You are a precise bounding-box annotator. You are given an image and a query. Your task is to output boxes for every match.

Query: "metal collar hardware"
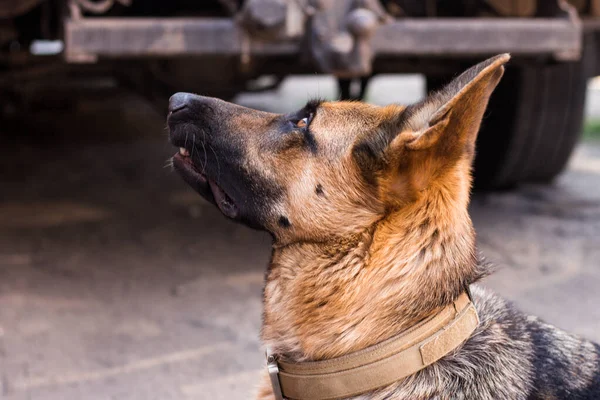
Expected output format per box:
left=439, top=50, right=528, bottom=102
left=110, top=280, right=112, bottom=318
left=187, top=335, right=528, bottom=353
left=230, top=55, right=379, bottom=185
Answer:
left=266, top=347, right=284, bottom=400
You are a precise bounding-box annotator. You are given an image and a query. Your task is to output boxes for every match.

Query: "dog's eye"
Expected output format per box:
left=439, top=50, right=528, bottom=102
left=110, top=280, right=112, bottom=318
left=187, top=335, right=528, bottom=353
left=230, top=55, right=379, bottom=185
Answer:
left=296, top=117, right=308, bottom=128
left=295, top=112, right=314, bottom=130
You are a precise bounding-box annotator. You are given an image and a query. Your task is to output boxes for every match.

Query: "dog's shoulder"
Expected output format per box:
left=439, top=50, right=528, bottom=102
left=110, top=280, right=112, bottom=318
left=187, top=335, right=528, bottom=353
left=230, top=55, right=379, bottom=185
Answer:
left=359, top=287, right=600, bottom=400
left=463, top=286, right=600, bottom=400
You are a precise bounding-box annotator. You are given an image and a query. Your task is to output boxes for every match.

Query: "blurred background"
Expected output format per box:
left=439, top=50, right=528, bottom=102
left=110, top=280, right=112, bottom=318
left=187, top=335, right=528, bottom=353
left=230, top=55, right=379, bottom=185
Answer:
left=1, top=0, right=600, bottom=399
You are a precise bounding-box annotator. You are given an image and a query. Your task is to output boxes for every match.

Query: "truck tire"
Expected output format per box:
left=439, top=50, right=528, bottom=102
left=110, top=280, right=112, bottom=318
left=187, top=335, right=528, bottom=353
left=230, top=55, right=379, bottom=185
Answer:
left=427, top=56, right=592, bottom=189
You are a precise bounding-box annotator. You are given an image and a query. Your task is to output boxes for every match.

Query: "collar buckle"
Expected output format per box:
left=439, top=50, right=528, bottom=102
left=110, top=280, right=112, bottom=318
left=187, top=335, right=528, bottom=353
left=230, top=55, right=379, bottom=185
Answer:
left=266, top=348, right=285, bottom=400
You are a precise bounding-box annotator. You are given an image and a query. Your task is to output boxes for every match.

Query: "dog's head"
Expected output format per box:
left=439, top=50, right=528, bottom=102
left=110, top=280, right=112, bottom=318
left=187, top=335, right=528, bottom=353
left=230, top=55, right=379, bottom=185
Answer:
left=168, top=54, right=509, bottom=244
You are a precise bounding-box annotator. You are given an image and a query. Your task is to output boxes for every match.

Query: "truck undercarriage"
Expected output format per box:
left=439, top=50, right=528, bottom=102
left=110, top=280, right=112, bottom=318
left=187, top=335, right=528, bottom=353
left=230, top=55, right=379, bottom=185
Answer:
left=1, top=0, right=599, bottom=188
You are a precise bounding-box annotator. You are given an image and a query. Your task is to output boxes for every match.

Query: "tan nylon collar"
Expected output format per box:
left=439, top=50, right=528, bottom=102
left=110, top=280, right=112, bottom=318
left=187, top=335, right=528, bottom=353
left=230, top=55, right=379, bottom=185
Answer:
left=266, top=291, right=479, bottom=400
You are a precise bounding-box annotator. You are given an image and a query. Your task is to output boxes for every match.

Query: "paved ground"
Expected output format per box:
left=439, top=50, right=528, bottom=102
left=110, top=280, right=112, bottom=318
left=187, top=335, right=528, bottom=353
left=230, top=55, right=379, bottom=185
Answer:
left=0, top=79, right=599, bottom=400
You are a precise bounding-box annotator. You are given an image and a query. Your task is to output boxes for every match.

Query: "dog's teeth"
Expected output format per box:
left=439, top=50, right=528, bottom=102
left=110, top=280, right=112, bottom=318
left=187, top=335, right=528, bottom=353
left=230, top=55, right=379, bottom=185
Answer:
left=179, top=147, right=190, bottom=157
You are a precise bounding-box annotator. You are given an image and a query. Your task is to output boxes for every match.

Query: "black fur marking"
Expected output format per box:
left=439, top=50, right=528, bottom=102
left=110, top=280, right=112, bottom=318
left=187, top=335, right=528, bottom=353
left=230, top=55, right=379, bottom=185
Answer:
left=351, top=108, right=413, bottom=186
left=304, top=130, right=318, bottom=154
left=418, top=247, right=427, bottom=261
left=305, top=98, right=324, bottom=114
left=317, top=300, right=328, bottom=308
left=527, top=324, right=600, bottom=399
left=278, top=216, right=291, bottom=228
left=419, top=218, right=430, bottom=232
left=315, top=184, right=325, bottom=196
left=352, top=138, right=387, bottom=186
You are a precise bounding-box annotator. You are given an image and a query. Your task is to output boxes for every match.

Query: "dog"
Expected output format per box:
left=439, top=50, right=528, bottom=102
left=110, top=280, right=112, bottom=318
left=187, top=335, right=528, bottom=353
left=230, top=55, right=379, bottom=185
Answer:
left=167, top=54, right=600, bottom=399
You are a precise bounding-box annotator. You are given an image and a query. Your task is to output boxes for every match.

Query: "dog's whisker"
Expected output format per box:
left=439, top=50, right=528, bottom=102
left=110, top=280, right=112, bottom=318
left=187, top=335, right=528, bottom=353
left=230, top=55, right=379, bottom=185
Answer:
left=200, top=130, right=208, bottom=173
left=209, top=144, right=220, bottom=184
left=192, top=140, right=204, bottom=172
left=191, top=133, right=196, bottom=159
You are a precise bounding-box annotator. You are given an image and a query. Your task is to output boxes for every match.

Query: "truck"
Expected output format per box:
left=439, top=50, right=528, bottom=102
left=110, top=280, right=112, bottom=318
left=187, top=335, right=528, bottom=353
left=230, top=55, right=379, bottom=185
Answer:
left=1, top=0, right=598, bottom=188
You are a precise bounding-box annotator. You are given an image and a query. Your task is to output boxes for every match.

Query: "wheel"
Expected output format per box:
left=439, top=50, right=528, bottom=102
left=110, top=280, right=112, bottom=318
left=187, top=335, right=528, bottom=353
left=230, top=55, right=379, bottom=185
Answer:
left=427, top=54, right=592, bottom=189
left=476, top=59, right=589, bottom=189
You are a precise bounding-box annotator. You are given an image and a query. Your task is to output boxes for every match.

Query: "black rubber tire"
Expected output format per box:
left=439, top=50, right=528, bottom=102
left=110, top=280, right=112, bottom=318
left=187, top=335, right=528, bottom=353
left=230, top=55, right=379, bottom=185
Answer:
left=427, top=54, right=593, bottom=189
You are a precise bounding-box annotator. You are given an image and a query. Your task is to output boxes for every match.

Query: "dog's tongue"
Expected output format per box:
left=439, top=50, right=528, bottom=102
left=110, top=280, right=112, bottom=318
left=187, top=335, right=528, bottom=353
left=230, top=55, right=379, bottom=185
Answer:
left=208, top=179, right=238, bottom=219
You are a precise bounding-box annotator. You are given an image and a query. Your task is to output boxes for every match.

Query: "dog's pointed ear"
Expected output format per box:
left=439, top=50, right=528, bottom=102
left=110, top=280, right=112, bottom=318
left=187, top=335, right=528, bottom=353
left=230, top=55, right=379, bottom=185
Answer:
left=378, top=54, right=509, bottom=203
left=398, top=53, right=509, bottom=154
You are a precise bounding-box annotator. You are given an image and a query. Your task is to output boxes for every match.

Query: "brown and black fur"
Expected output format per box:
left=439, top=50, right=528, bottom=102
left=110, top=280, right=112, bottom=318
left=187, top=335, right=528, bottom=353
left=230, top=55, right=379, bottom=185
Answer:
left=167, top=54, right=600, bottom=399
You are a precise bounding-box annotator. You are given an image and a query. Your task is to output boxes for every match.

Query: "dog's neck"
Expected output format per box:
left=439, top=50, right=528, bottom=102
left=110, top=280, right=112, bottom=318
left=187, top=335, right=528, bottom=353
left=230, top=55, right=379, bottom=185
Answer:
left=262, top=177, right=482, bottom=363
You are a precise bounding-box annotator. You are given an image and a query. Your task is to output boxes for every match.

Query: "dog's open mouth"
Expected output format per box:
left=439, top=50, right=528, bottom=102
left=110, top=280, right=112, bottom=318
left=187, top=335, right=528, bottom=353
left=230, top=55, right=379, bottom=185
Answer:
left=172, top=147, right=239, bottom=219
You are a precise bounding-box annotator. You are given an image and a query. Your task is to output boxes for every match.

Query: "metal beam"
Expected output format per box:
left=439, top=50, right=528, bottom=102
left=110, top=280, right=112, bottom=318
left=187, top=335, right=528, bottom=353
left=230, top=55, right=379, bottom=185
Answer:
left=64, top=17, right=582, bottom=63
left=374, top=19, right=581, bottom=60
left=64, top=18, right=297, bottom=61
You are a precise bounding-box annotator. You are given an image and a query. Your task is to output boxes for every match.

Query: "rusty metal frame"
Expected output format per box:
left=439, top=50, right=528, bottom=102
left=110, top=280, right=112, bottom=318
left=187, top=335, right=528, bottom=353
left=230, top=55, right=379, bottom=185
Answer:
left=373, top=18, right=581, bottom=60
left=64, top=18, right=297, bottom=62
left=64, top=16, right=582, bottom=63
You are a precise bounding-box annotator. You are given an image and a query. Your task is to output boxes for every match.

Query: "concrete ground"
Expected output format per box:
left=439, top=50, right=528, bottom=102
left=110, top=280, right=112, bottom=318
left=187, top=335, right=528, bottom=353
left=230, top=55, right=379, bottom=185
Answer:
left=0, top=78, right=599, bottom=400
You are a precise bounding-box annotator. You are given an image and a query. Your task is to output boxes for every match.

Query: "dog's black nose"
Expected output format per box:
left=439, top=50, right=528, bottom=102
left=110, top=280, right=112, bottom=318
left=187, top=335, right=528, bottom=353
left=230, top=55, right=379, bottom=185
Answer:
left=169, top=92, right=194, bottom=114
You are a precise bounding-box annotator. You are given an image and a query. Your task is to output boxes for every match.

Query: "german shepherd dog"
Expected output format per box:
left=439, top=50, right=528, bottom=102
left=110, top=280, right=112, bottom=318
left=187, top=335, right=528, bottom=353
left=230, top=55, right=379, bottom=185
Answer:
left=167, top=54, right=600, bottom=399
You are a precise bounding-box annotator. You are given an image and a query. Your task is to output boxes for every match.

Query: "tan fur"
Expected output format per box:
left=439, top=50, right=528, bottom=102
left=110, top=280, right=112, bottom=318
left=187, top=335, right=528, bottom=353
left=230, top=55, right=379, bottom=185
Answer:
left=256, top=55, right=510, bottom=399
